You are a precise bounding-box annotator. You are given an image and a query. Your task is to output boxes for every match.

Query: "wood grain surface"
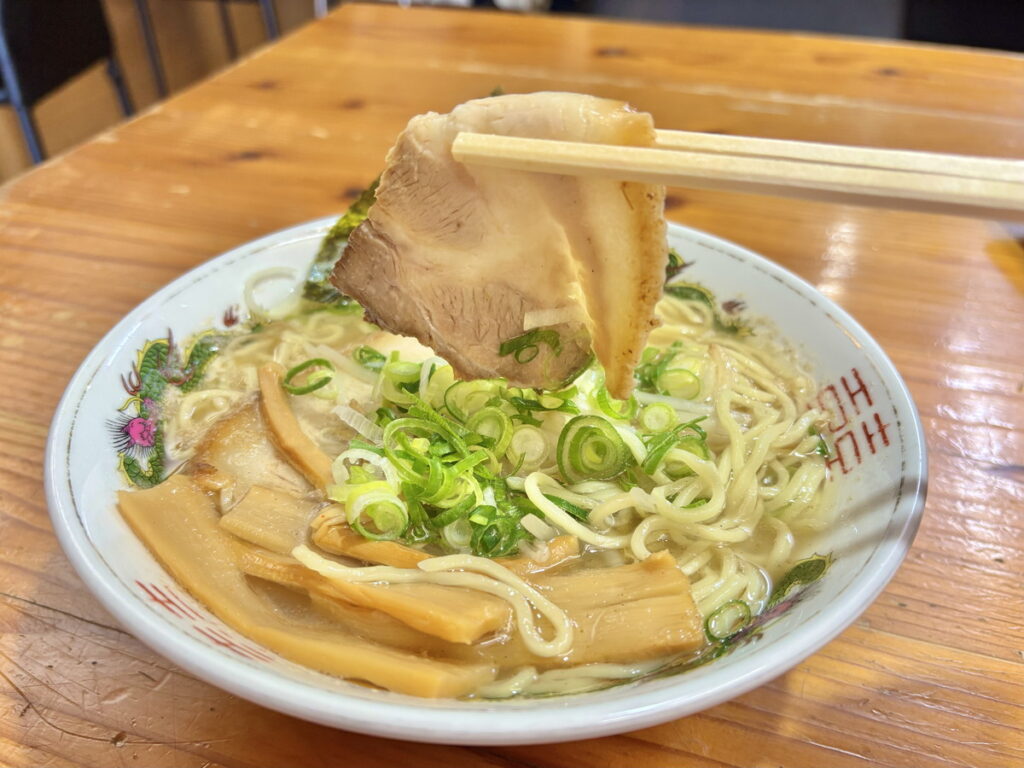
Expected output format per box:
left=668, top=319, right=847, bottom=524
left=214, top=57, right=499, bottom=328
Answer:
left=1, top=6, right=1022, bottom=767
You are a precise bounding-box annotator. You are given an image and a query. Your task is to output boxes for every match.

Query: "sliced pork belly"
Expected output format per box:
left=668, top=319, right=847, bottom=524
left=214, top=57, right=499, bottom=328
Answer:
left=331, top=92, right=667, bottom=397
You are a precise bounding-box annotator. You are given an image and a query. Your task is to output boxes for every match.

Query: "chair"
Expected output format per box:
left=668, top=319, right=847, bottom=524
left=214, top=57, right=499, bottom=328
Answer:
left=133, top=0, right=283, bottom=99
left=0, top=0, right=134, bottom=164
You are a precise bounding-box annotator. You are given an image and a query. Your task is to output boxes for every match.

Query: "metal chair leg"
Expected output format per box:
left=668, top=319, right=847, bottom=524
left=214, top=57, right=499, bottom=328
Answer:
left=12, top=102, right=44, bottom=164
left=107, top=57, right=135, bottom=116
left=216, top=0, right=239, bottom=60
left=133, top=0, right=168, bottom=98
left=0, top=16, right=44, bottom=163
left=259, top=0, right=281, bottom=39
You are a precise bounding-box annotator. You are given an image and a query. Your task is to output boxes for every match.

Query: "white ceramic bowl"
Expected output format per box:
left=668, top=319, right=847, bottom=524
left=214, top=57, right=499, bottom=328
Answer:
left=45, top=218, right=927, bottom=745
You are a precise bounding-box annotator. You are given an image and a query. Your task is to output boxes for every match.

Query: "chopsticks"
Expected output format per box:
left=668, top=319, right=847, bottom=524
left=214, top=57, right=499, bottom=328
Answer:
left=451, top=131, right=1024, bottom=221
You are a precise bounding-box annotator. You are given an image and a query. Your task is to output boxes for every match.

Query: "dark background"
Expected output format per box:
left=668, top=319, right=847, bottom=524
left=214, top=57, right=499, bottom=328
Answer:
left=538, top=0, right=1024, bottom=52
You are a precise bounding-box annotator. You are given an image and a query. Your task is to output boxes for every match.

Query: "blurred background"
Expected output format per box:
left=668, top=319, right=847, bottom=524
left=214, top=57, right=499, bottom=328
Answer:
left=0, top=0, right=1020, bottom=182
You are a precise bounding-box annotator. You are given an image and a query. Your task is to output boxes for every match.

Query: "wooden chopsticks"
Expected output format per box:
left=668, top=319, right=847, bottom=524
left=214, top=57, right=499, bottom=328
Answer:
left=451, top=131, right=1024, bottom=221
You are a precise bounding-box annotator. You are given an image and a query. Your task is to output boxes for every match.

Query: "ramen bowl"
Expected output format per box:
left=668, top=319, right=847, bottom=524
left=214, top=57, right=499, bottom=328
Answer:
left=45, top=218, right=926, bottom=745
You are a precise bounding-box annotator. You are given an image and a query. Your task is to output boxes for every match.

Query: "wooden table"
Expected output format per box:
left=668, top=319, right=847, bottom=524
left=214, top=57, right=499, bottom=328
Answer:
left=2, top=6, right=1022, bottom=766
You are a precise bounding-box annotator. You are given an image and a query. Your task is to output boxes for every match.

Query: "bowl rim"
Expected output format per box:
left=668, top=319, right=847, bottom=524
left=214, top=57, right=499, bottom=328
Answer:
left=45, top=217, right=927, bottom=745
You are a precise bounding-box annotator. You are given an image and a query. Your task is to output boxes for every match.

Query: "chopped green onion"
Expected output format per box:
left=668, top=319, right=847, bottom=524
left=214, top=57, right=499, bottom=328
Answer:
left=704, top=600, right=752, bottom=642
left=466, top=407, right=514, bottom=456
left=406, top=398, right=473, bottom=456
left=468, top=505, right=496, bottom=526
left=347, top=465, right=376, bottom=486
left=641, top=419, right=708, bottom=475
left=542, top=494, right=589, bottom=522
left=557, top=415, right=633, bottom=484
left=506, top=388, right=579, bottom=425
left=373, top=406, right=398, bottom=427
left=444, top=380, right=503, bottom=422
left=441, top=517, right=473, bottom=549
left=506, top=425, right=549, bottom=471
left=634, top=342, right=681, bottom=393
left=594, top=385, right=638, bottom=421
left=615, top=467, right=642, bottom=491
left=641, top=426, right=682, bottom=475
left=467, top=505, right=527, bottom=558
left=430, top=494, right=477, bottom=529
left=344, top=481, right=408, bottom=541
left=472, top=519, right=521, bottom=557
left=282, top=358, right=335, bottom=395
left=348, top=439, right=384, bottom=456
left=498, top=328, right=561, bottom=364
left=662, top=434, right=711, bottom=478
left=403, top=497, right=435, bottom=545
left=353, top=345, right=386, bottom=371
left=313, top=383, right=339, bottom=401
left=451, top=449, right=492, bottom=477
left=639, top=403, right=677, bottom=433
left=423, top=364, right=455, bottom=409
left=657, top=368, right=701, bottom=400
left=380, top=358, right=422, bottom=406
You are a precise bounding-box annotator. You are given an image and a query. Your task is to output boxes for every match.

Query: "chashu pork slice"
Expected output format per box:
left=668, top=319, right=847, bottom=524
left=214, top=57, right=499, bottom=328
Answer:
left=331, top=92, right=667, bottom=397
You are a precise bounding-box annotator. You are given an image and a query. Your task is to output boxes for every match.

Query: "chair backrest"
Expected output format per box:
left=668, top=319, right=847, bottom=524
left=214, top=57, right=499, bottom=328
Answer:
left=0, top=0, right=114, bottom=106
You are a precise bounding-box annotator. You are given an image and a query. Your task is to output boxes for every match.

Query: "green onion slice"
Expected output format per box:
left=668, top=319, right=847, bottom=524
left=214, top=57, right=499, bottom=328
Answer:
left=282, top=358, right=335, bottom=395
left=423, top=363, right=455, bottom=409
left=594, top=385, right=638, bottom=421
left=704, top=600, right=752, bottom=642
left=498, top=328, right=561, bottom=364
left=441, top=517, right=473, bottom=550
left=639, top=402, right=678, bottom=433
left=466, top=407, right=514, bottom=456
left=506, top=388, right=579, bottom=425
left=380, top=358, right=422, bottom=406
left=430, top=494, right=477, bottom=529
left=634, top=342, right=681, bottom=392
left=444, top=380, right=503, bottom=422
left=345, top=482, right=408, bottom=541
left=556, top=415, right=633, bottom=484
left=353, top=345, right=386, bottom=371
left=542, top=494, right=590, bottom=522
left=471, top=515, right=524, bottom=558
left=657, top=368, right=701, bottom=400
left=662, top=434, right=711, bottom=478
left=641, top=419, right=708, bottom=475
left=506, top=425, right=549, bottom=471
